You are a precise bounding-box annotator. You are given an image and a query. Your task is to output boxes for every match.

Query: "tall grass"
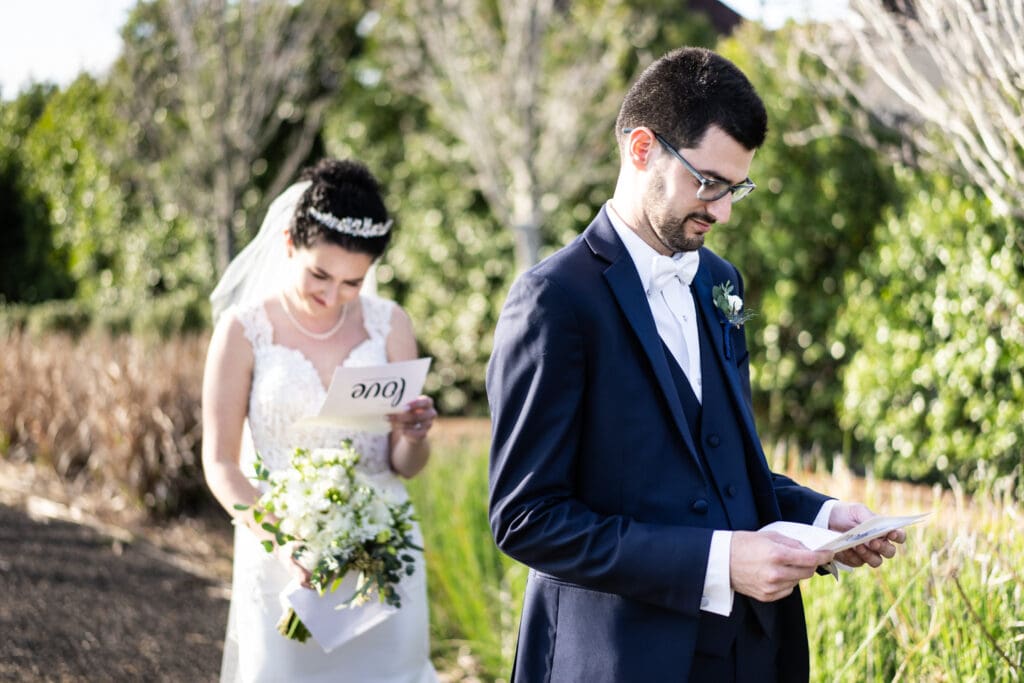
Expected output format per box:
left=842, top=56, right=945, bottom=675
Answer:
left=788, top=450, right=1024, bottom=682
left=407, top=420, right=526, bottom=681
left=4, top=331, right=1020, bottom=679
left=413, top=431, right=1024, bottom=682
left=0, top=331, right=207, bottom=515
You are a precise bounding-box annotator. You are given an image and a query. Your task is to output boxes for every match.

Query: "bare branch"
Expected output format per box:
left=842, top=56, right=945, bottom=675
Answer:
left=382, top=0, right=645, bottom=270
left=787, top=0, right=1024, bottom=219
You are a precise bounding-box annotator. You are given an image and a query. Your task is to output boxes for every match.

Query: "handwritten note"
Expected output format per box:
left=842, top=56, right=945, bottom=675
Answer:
left=298, top=358, right=432, bottom=432
left=761, top=512, right=930, bottom=579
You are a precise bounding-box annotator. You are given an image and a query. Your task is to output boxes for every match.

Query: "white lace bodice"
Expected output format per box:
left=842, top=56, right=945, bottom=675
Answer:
left=230, top=295, right=397, bottom=478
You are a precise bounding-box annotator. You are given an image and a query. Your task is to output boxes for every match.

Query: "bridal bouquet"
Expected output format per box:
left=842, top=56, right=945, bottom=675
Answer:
left=236, top=440, right=420, bottom=643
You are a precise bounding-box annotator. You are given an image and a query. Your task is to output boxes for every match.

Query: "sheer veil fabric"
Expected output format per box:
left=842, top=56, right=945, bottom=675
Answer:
left=209, top=181, right=311, bottom=322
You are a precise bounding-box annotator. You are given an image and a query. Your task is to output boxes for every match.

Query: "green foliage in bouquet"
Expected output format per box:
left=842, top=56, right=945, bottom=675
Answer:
left=235, top=441, right=421, bottom=642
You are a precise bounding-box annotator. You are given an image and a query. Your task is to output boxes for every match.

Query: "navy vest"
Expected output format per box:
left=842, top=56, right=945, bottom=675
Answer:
left=662, top=289, right=777, bottom=654
left=662, top=301, right=759, bottom=533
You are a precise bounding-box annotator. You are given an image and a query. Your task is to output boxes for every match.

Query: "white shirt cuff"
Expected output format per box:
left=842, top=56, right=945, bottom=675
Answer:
left=814, top=499, right=838, bottom=529
left=813, top=499, right=856, bottom=572
left=700, top=530, right=734, bottom=616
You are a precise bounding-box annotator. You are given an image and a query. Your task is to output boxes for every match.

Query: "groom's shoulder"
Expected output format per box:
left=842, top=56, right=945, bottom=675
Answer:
left=699, top=246, right=741, bottom=279
left=515, top=233, right=602, bottom=299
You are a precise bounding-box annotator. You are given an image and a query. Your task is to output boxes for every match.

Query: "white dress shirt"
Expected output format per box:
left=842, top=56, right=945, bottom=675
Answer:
left=606, top=202, right=834, bottom=616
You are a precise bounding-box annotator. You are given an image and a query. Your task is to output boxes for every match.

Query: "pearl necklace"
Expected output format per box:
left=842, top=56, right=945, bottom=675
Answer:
left=279, top=293, right=348, bottom=341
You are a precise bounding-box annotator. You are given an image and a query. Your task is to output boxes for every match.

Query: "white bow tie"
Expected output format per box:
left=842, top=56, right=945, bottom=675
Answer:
left=649, top=252, right=700, bottom=292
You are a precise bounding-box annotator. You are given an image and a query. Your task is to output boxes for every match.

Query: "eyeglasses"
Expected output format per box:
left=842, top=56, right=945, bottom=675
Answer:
left=623, top=128, right=756, bottom=203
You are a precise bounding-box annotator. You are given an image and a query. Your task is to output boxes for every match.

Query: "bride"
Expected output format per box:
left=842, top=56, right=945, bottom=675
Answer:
left=202, top=158, right=438, bottom=682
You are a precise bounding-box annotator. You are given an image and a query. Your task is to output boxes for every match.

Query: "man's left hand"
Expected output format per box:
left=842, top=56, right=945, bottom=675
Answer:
left=828, top=502, right=906, bottom=568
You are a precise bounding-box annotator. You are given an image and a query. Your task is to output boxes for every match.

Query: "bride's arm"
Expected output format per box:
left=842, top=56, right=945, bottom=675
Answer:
left=201, top=314, right=312, bottom=585
left=386, top=305, right=435, bottom=478
left=201, top=316, right=263, bottom=516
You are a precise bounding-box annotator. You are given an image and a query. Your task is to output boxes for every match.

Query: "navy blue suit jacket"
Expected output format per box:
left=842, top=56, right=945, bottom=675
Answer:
left=487, top=208, right=831, bottom=681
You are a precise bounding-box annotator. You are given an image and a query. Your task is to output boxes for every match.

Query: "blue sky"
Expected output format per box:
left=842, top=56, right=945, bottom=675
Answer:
left=0, top=1, right=849, bottom=99
left=0, top=0, right=136, bottom=98
left=720, top=0, right=850, bottom=28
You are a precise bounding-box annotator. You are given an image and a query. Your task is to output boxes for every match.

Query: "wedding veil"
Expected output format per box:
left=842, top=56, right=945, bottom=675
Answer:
left=209, top=181, right=311, bottom=322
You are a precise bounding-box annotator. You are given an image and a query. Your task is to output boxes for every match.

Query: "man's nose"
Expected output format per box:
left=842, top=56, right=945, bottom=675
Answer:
left=706, top=194, right=732, bottom=224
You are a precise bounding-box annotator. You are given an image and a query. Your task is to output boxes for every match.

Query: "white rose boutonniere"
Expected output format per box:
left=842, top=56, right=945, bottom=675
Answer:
left=712, top=280, right=755, bottom=358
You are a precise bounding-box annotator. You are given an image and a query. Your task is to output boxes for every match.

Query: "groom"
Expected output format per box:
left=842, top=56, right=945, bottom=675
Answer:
left=487, top=47, right=904, bottom=682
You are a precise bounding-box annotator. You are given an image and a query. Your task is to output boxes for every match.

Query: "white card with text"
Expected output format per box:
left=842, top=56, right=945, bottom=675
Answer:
left=298, top=357, right=432, bottom=431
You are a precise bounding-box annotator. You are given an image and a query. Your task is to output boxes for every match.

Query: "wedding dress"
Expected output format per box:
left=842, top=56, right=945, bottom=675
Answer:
left=219, top=294, right=436, bottom=683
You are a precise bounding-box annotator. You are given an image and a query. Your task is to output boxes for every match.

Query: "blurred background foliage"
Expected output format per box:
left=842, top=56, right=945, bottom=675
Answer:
left=1, top=0, right=1022, bottom=508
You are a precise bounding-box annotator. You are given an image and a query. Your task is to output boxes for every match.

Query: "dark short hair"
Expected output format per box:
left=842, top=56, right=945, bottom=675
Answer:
left=290, top=158, right=391, bottom=258
left=615, top=47, right=767, bottom=152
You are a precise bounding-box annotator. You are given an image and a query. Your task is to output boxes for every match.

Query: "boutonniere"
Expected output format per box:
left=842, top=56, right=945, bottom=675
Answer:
left=712, top=280, right=755, bottom=358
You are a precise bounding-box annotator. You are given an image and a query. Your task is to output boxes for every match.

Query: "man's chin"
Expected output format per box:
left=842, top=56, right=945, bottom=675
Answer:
left=673, top=235, right=704, bottom=252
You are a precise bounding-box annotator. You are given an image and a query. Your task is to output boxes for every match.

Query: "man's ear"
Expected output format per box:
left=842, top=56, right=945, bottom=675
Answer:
left=626, top=128, right=656, bottom=170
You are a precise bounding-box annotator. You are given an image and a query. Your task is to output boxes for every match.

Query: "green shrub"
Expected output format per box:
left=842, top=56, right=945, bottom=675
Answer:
left=24, top=299, right=92, bottom=338
left=838, top=171, right=1024, bottom=486
left=129, top=287, right=211, bottom=339
left=716, top=24, right=901, bottom=455
left=0, top=303, right=31, bottom=336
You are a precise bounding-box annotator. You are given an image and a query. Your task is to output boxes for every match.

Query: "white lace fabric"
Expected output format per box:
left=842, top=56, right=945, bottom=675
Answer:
left=232, top=293, right=396, bottom=477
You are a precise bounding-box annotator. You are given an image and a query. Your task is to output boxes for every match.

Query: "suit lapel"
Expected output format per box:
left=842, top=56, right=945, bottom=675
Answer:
left=692, top=264, right=765, bottom=460
left=585, top=211, right=705, bottom=475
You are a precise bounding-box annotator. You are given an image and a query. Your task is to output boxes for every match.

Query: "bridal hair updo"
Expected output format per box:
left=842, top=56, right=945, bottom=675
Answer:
left=290, top=158, right=392, bottom=258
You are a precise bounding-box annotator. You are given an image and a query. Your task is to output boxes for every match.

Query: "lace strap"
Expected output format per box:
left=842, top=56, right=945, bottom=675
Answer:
left=360, top=295, right=395, bottom=343
left=232, top=302, right=274, bottom=351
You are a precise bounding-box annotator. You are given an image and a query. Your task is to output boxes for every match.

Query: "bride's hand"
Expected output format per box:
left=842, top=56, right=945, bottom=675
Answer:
left=275, top=541, right=313, bottom=588
left=389, top=395, right=437, bottom=442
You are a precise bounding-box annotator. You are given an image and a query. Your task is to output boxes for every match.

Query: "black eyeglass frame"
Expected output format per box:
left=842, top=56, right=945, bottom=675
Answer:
left=622, top=127, right=756, bottom=203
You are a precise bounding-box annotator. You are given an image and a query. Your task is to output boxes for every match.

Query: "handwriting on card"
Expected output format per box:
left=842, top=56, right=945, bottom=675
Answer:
left=351, top=377, right=407, bottom=408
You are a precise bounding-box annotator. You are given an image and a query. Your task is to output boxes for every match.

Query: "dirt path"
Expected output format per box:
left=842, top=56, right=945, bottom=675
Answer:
left=0, top=500, right=233, bottom=682
left=0, top=458, right=235, bottom=683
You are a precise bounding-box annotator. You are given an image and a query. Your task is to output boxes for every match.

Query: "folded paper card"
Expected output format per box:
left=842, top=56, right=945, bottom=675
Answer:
left=761, top=512, right=930, bottom=578
left=282, top=573, right=401, bottom=653
left=298, top=357, right=432, bottom=431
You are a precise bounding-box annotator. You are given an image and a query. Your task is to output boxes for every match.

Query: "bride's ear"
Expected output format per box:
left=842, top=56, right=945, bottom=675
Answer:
left=283, top=229, right=295, bottom=255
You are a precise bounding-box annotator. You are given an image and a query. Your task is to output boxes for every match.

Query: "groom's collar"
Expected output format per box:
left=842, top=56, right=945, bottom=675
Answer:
left=596, top=201, right=704, bottom=293
left=582, top=204, right=625, bottom=265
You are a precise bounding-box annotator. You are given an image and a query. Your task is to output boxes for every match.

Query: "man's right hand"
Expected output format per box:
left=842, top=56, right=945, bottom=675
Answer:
left=729, top=530, right=834, bottom=602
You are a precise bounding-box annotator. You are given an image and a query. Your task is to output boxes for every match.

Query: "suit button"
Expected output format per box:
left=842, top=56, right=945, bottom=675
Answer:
left=691, top=499, right=709, bottom=514
left=706, top=434, right=721, bottom=448
left=726, top=484, right=737, bottom=497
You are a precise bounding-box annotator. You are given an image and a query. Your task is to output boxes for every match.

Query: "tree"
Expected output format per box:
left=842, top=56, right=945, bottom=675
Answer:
left=113, top=0, right=365, bottom=274
left=715, top=23, right=900, bottom=455
left=379, top=0, right=714, bottom=272
left=792, top=0, right=1024, bottom=221
left=837, top=171, right=1024, bottom=487
left=0, top=84, right=73, bottom=303
left=324, top=1, right=713, bottom=413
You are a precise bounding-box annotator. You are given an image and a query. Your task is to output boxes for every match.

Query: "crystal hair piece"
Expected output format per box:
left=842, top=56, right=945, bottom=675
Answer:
left=308, top=207, right=393, bottom=238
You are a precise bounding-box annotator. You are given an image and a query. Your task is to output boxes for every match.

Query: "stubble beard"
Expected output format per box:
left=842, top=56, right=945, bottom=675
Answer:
left=646, top=175, right=713, bottom=254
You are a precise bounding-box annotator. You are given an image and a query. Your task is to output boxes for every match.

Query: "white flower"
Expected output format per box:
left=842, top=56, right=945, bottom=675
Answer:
left=726, top=294, right=743, bottom=316
left=241, top=439, right=420, bottom=636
